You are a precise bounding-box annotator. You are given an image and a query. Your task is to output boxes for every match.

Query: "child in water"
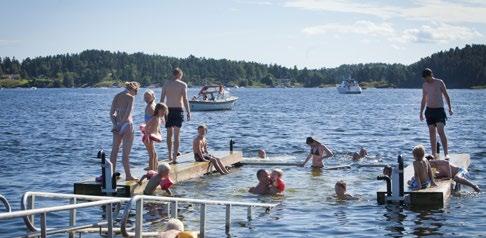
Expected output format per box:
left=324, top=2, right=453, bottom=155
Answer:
left=334, top=180, right=356, bottom=200
left=410, top=145, right=437, bottom=190
left=301, top=137, right=334, bottom=168
left=140, top=162, right=174, bottom=195
left=270, top=169, right=285, bottom=194
left=192, top=125, right=230, bottom=175
left=141, top=103, right=168, bottom=171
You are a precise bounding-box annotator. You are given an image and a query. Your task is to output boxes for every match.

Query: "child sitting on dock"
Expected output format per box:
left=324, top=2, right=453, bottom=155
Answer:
left=352, top=147, right=368, bottom=161
left=140, top=162, right=174, bottom=196
left=301, top=137, right=334, bottom=168
left=410, top=145, right=437, bottom=190
left=141, top=102, right=168, bottom=171
left=192, top=124, right=230, bottom=175
left=334, top=180, right=356, bottom=200
left=270, top=169, right=285, bottom=194
left=426, top=156, right=480, bottom=192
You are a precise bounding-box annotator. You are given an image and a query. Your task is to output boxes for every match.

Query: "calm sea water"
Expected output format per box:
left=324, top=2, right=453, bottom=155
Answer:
left=0, top=88, right=485, bottom=237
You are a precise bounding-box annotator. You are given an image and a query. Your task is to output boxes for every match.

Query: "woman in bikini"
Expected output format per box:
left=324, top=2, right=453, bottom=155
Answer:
left=110, top=81, right=140, bottom=181
left=301, top=137, right=334, bottom=168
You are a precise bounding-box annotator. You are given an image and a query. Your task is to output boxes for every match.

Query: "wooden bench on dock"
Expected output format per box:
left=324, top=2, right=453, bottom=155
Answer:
left=74, top=151, right=243, bottom=197
left=377, top=153, right=471, bottom=208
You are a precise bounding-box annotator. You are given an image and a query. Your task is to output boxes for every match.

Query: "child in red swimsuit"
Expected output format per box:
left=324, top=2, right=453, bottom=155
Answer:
left=270, top=169, right=285, bottom=193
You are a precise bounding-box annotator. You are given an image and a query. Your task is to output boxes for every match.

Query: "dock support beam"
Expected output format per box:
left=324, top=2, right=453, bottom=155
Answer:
left=40, top=212, right=47, bottom=238
left=69, top=198, right=77, bottom=238
left=200, top=204, right=206, bottom=238
left=170, top=201, right=178, bottom=219
left=247, top=206, right=252, bottom=221
left=225, top=204, right=231, bottom=234
left=135, top=198, right=143, bottom=238
left=106, top=203, right=113, bottom=238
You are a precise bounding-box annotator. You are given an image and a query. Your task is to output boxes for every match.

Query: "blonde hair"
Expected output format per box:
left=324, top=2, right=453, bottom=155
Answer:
left=272, top=169, right=283, bottom=178
left=164, top=218, right=184, bottom=231
left=154, top=103, right=168, bottom=117
left=335, top=180, right=346, bottom=190
left=412, top=145, right=425, bottom=160
left=157, top=162, right=171, bottom=174
left=124, top=81, right=140, bottom=91
left=144, top=89, right=155, bottom=99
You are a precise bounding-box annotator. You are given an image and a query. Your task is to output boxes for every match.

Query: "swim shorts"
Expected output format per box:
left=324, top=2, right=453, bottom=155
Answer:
left=425, top=107, right=447, bottom=126
left=165, top=107, right=184, bottom=128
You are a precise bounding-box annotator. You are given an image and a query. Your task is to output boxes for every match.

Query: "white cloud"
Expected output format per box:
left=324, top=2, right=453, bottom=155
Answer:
left=285, top=0, right=486, bottom=24
left=302, top=21, right=482, bottom=44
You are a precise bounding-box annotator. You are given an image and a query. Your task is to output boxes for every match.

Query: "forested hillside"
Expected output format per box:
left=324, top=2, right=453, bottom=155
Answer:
left=1, top=44, right=485, bottom=88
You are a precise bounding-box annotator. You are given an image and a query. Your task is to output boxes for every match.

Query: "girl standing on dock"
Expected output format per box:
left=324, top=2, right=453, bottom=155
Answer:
left=109, top=81, right=140, bottom=181
left=142, top=102, right=168, bottom=170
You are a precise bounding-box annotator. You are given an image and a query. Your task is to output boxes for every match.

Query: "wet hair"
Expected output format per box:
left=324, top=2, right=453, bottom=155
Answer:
left=272, top=169, right=283, bottom=178
left=125, top=81, right=140, bottom=91
left=335, top=180, right=346, bottom=190
left=422, top=68, right=433, bottom=78
left=256, top=169, right=267, bottom=179
left=306, top=137, right=315, bottom=145
left=153, top=103, right=168, bottom=116
left=425, top=155, right=435, bottom=161
left=383, top=165, right=392, bottom=177
left=157, top=162, right=171, bottom=174
left=173, top=67, right=183, bottom=77
left=164, top=218, right=184, bottom=231
left=412, top=145, right=425, bottom=160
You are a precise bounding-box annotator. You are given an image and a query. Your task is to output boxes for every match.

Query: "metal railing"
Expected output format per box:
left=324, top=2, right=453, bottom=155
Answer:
left=0, top=194, right=11, bottom=212
left=120, top=195, right=277, bottom=238
left=0, top=192, right=278, bottom=238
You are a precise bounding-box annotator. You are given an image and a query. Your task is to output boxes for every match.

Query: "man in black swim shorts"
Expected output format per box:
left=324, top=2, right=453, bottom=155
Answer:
left=419, top=68, right=453, bottom=159
left=160, top=68, right=191, bottom=163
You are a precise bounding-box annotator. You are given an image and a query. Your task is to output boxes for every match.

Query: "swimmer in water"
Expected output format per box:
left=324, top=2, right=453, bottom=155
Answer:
left=110, top=81, right=140, bottom=181
left=383, top=165, right=392, bottom=177
left=301, top=137, right=334, bottom=168
left=335, top=180, right=357, bottom=200
left=141, top=162, right=173, bottom=196
left=142, top=103, right=168, bottom=171
left=352, top=147, right=368, bottom=161
left=270, top=168, right=285, bottom=194
left=258, top=149, right=267, bottom=159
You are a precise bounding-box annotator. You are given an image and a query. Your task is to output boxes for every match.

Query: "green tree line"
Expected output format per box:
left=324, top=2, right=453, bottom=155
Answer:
left=1, top=44, right=485, bottom=88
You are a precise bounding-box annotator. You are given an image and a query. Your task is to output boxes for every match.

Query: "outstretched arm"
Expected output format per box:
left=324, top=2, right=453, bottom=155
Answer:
left=321, top=144, right=334, bottom=158
left=440, top=81, right=452, bottom=115
left=301, top=154, right=312, bottom=167
left=110, top=95, right=118, bottom=130
left=160, top=84, right=166, bottom=103
left=138, top=175, right=147, bottom=185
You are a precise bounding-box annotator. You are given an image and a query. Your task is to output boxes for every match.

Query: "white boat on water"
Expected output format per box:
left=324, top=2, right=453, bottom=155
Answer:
left=336, top=80, right=362, bottom=94
left=190, top=85, right=238, bottom=111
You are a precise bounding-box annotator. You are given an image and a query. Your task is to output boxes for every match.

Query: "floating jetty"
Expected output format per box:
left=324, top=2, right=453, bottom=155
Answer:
left=74, top=151, right=243, bottom=197
left=377, top=153, right=470, bottom=208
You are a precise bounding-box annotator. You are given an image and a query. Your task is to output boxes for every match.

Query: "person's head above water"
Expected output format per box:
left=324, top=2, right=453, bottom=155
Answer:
left=144, top=89, right=155, bottom=103
left=412, top=145, right=426, bottom=161
left=306, top=137, right=317, bottom=145
left=164, top=218, right=184, bottom=231
left=422, top=68, right=433, bottom=82
left=154, top=103, right=168, bottom=117
left=173, top=67, right=183, bottom=79
left=335, top=180, right=347, bottom=196
left=383, top=165, right=392, bottom=177
left=125, top=81, right=140, bottom=95
left=256, top=169, right=270, bottom=182
left=258, top=149, right=266, bottom=159
left=157, top=162, right=171, bottom=177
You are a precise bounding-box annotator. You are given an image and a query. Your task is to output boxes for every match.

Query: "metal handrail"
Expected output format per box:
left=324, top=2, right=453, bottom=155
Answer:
left=20, top=191, right=130, bottom=232
left=0, top=194, right=12, bottom=213
left=120, top=195, right=278, bottom=238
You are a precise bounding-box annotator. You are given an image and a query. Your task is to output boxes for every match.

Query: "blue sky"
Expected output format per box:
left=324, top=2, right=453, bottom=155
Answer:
left=0, top=0, right=485, bottom=68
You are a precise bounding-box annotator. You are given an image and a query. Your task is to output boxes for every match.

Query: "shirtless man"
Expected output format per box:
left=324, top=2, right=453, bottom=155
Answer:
left=426, top=156, right=480, bottom=192
left=249, top=169, right=279, bottom=195
left=160, top=68, right=191, bottom=163
left=420, top=68, right=453, bottom=159
left=109, top=81, right=139, bottom=181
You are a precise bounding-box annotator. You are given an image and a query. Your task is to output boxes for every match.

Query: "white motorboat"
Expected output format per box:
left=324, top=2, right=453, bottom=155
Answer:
left=190, top=85, right=238, bottom=111
left=336, top=80, right=362, bottom=94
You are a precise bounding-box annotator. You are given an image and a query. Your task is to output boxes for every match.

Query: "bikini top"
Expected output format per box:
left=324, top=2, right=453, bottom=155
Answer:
left=311, top=145, right=320, bottom=156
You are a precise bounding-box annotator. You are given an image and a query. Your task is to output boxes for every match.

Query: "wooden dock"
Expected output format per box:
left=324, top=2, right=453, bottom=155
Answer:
left=377, top=153, right=471, bottom=208
left=74, top=151, right=243, bottom=197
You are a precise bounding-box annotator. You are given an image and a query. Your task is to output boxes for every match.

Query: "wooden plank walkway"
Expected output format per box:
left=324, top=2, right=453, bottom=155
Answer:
left=74, top=151, right=243, bottom=197
left=377, top=153, right=470, bottom=208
